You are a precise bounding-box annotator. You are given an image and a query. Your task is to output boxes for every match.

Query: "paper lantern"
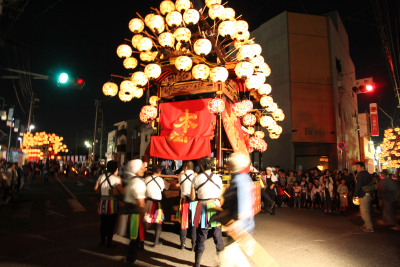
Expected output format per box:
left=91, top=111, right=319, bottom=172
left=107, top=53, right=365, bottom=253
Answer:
left=146, top=14, right=165, bottom=33
left=117, top=44, right=132, bottom=58
left=260, top=96, right=273, bottom=107
left=259, top=62, right=272, bottom=77
left=123, top=57, right=138, bottom=69
left=128, top=18, right=144, bottom=33
left=241, top=99, right=253, bottom=112
left=234, top=30, right=250, bottom=42
left=238, top=45, right=256, bottom=60
left=207, top=98, right=225, bottom=113
left=192, top=64, right=210, bottom=80
left=218, top=21, right=236, bottom=38
left=206, top=0, right=222, bottom=8
left=242, top=113, right=256, bottom=126
left=251, top=44, right=262, bottom=57
left=131, top=71, right=148, bottom=87
left=183, top=9, right=200, bottom=25
left=232, top=102, right=247, bottom=117
left=137, top=37, right=153, bottom=52
left=247, top=127, right=255, bottom=135
left=175, top=0, right=190, bottom=12
left=266, top=102, right=278, bottom=112
left=175, top=56, right=193, bottom=71
left=149, top=96, right=159, bottom=106
left=141, top=105, right=158, bottom=119
left=259, top=115, right=274, bottom=128
left=158, top=32, right=175, bottom=48
left=102, top=82, right=118, bottom=97
left=235, top=62, right=254, bottom=79
left=210, top=67, right=228, bottom=82
left=160, top=0, right=175, bottom=15
left=120, top=80, right=136, bottom=93
left=209, top=4, right=225, bottom=20
left=133, top=88, right=144, bottom=98
left=223, top=7, right=236, bottom=21
left=140, top=51, right=158, bottom=62
left=166, top=11, right=183, bottom=27
left=194, top=38, right=212, bottom=56
left=144, top=64, right=162, bottom=79
left=245, top=74, right=264, bottom=90
left=174, top=27, right=191, bottom=43
left=273, top=112, right=285, bottom=122
left=254, top=131, right=265, bottom=139
left=251, top=56, right=265, bottom=69
left=119, top=90, right=134, bottom=102
left=270, top=125, right=282, bottom=135
left=140, top=112, right=151, bottom=123
left=235, top=20, right=249, bottom=34
left=258, top=83, right=272, bottom=95
left=131, top=34, right=144, bottom=49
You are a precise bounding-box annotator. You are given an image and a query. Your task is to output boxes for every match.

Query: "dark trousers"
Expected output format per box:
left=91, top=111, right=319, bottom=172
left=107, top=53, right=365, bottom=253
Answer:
left=180, top=225, right=197, bottom=244
left=195, top=226, right=224, bottom=253
left=100, top=214, right=118, bottom=244
left=126, top=238, right=140, bottom=263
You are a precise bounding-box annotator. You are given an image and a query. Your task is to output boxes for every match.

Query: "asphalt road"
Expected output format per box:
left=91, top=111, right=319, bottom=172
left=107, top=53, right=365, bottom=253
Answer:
left=0, top=174, right=399, bottom=267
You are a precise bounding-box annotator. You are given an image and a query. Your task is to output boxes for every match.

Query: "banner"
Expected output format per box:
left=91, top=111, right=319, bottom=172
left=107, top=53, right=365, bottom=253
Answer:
left=150, top=99, right=216, bottom=160
left=369, top=103, right=379, bottom=136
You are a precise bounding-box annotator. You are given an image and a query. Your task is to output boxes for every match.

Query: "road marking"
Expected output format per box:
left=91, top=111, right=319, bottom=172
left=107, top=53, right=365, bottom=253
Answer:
left=13, top=201, right=33, bottom=219
left=67, top=199, right=86, bottom=212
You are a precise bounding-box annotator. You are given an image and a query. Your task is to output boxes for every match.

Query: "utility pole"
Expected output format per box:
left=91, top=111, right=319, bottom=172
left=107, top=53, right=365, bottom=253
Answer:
left=93, top=99, right=100, bottom=161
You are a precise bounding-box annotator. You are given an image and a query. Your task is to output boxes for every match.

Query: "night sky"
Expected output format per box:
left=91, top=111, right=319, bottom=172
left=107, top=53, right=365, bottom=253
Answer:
left=0, top=0, right=396, bottom=154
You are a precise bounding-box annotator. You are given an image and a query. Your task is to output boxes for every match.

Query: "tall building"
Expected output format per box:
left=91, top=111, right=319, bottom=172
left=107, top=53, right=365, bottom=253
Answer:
left=252, top=11, right=360, bottom=170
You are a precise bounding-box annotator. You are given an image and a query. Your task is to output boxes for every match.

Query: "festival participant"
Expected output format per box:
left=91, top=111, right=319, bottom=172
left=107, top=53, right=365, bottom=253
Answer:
left=191, top=157, right=224, bottom=267
left=264, top=167, right=277, bottom=214
left=144, top=165, right=165, bottom=247
left=354, top=162, right=374, bottom=233
left=337, top=179, right=349, bottom=211
left=178, top=161, right=197, bottom=250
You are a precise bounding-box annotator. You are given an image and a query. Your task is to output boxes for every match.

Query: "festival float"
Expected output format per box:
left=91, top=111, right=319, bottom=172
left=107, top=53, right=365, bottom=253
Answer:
left=102, top=0, right=285, bottom=219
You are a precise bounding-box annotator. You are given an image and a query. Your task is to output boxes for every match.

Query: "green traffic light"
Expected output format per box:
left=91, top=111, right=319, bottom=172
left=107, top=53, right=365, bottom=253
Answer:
left=58, top=72, right=69, bottom=84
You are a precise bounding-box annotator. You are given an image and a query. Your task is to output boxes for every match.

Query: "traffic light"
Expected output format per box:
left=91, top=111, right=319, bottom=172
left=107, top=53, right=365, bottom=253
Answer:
left=352, top=77, right=374, bottom=94
left=56, top=72, right=85, bottom=90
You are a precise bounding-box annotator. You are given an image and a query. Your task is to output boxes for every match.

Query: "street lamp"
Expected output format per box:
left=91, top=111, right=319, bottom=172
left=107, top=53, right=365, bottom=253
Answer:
left=85, top=140, right=92, bottom=162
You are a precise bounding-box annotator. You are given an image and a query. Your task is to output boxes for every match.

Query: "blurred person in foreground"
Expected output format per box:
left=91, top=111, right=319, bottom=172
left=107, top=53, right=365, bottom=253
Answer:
left=378, top=170, right=400, bottom=230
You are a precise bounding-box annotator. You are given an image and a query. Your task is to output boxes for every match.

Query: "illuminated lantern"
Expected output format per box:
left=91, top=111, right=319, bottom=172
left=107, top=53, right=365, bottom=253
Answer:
left=207, top=98, right=225, bottom=113
left=259, top=62, right=272, bottom=77
left=137, top=37, right=153, bottom=52
left=146, top=14, right=165, bottom=33
left=128, top=18, right=144, bottom=33
left=140, top=112, right=151, bottom=123
left=133, top=88, right=144, bottom=98
left=251, top=55, right=265, bottom=70
left=234, top=40, right=244, bottom=49
left=141, top=105, right=158, bottom=120
left=245, top=74, right=264, bottom=89
left=144, top=63, right=162, bottom=79
left=131, top=71, right=148, bottom=87
left=116, top=44, right=132, bottom=58
left=247, top=127, right=255, bottom=135
left=254, top=131, right=265, bottom=139
left=209, top=4, right=225, bottom=20
left=119, top=90, right=134, bottom=102
left=140, top=51, right=158, bottom=62
left=232, top=102, right=247, bottom=117
left=183, top=9, right=200, bottom=25
left=160, top=0, right=175, bottom=15
left=123, top=57, right=138, bottom=69
left=259, top=115, right=274, bottom=128
left=218, top=21, right=236, bottom=38
left=120, top=80, right=136, bottom=93
left=194, top=38, right=212, bottom=56
left=269, top=132, right=280, bottom=139
left=158, top=32, right=175, bottom=48
left=149, top=96, right=159, bottom=106
left=238, top=45, right=256, bottom=60
left=192, top=64, right=210, bottom=80
left=242, top=113, right=256, bottom=126
left=235, top=62, right=254, bottom=79
left=266, top=102, right=278, bottom=112
left=166, top=11, right=183, bottom=27
left=353, top=197, right=360, bottom=205
left=175, top=0, right=190, bottom=12
left=260, top=96, right=273, bottom=107
left=174, top=27, right=191, bottom=43
left=241, top=99, right=253, bottom=112
left=235, top=20, right=249, bottom=34
left=258, top=83, right=272, bottom=95
left=234, top=31, right=250, bottom=42
left=270, top=125, right=283, bottom=135
left=210, top=67, right=229, bottom=82
left=274, top=113, right=285, bottom=122
left=102, top=82, right=118, bottom=97
left=251, top=44, right=262, bottom=56
left=175, top=56, right=193, bottom=71
left=206, top=0, right=222, bottom=8
left=223, top=7, right=236, bottom=21
left=131, top=34, right=143, bottom=49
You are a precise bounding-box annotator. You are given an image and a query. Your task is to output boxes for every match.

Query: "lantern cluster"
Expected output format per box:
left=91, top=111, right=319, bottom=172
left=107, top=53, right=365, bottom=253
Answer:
left=22, top=132, right=68, bottom=161
left=379, top=127, right=400, bottom=168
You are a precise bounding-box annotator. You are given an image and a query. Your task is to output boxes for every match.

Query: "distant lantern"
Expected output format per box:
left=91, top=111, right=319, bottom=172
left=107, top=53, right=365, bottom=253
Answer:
left=159, top=32, right=175, bottom=48
left=241, top=99, right=253, bottom=112
left=209, top=4, right=225, bottom=20
left=175, top=0, right=191, bottom=12
left=218, top=21, right=236, bottom=38
left=140, top=105, right=158, bottom=122
left=175, top=56, right=192, bottom=71
left=137, top=37, right=153, bottom=52
left=251, top=55, right=265, bottom=70
left=208, top=98, right=225, bottom=113
left=131, top=71, right=148, bottom=87
left=166, top=11, right=183, bottom=27
left=254, top=131, right=265, bottom=139
left=194, top=38, right=212, bottom=56
left=234, top=30, right=250, bottom=42
left=245, top=74, right=264, bottom=90
left=147, top=14, right=165, bottom=33
left=120, top=80, right=136, bottom=93
left=235, top=20, right=249, bottom=34
left=149, top=96, right=159, bottom=106
left=265, top=102, right=278, bottom=112
left=242, top=113, right=256, bottom=126
left=192, top=64, right=210, bottom=80
left=131, top=34, right=144, bottom=49
left=232, top=102, right=247, bottom=117
left=206, top=0, right=222, bottom=8
left=235, top=62, right=254, bottom=79
left=270, top=125, right=283, bottom=135
left=133, top=88, right=144, bottom=98
left=102, top=82, right=118, bottom=97
left=247, top=127, right=255, bottom=135
left=119, top=90, right=134, bottom=102
left=183, top=9, right=200, bottom=25
left=259, top=115, right=274, bottom=128
left=160, top=0, right=175, bottom=15
left=210, top=66, right=228, bottom=82
left=123, top=57, right=138, bottom=69
left=116, top=44, right=132, bottom=58
left=258, top=83, right=272, bottom=95
left=140, top=51, right=157, bottom=62
left=260, top=96, right=273, bottom=107
left=238, top=45, right=256, bottom=60
left=251, top=44, right=262, bottom=57
left=144, top=63, right=162, bottom=79
left=128, top=18, right=144, bottom=33
left=174, top=27, right=191, bottom=43
left=223, top=7, right=236, bottom=21
left=259, top=62, right=272, bottom=77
